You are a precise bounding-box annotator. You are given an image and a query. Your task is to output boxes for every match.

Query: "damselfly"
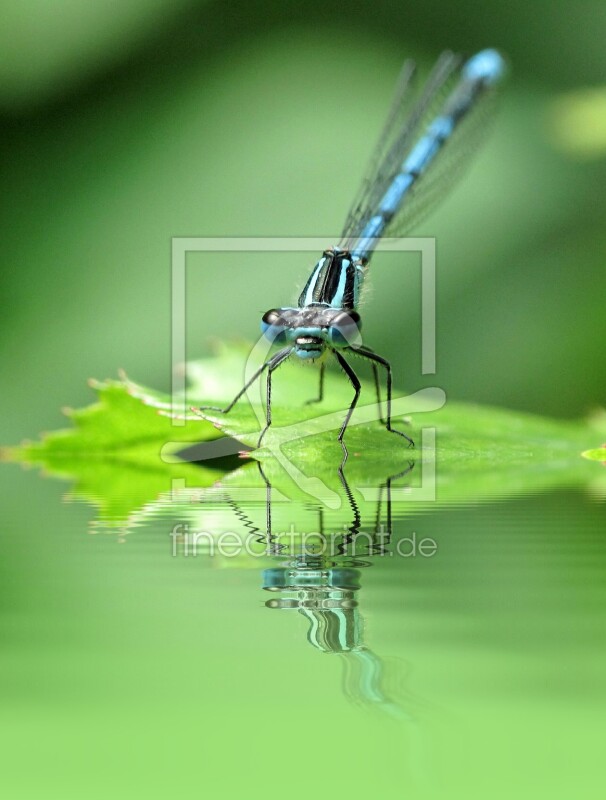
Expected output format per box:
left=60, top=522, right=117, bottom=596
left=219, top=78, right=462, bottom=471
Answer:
left=196, top=49, right=505, bottom=456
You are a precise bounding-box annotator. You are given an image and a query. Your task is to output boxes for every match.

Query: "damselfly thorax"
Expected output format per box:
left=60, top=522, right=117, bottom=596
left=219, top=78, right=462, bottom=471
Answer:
left=261, top=248, right=364, bottom=361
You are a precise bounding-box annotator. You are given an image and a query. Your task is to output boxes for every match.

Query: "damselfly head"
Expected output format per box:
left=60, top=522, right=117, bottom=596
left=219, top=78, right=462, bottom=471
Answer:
left=261, top=306, right=362, bottom=356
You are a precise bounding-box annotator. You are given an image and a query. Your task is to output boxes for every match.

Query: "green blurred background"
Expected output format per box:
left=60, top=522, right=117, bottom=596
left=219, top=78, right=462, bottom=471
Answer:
left=2, top=0, right=606, bottom=448
left=2, top=3, right=606, bottom=799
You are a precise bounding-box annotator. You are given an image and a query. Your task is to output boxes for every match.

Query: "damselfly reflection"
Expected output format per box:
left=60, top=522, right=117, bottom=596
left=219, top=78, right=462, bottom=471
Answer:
left=229, top=461, right=420, bottom=720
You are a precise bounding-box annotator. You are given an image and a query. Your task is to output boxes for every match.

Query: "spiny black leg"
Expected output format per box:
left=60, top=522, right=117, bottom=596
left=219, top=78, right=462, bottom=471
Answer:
left=333, top=350, right=361, bottom=466
left=371, top=363, right=385, bottom=423
left=305, top=361, right=325, bottom=405
left=257, top=347, right=293, bottom=447
left=355, top=343, right=385, bottom=424
left=349, top=346, right=414, bottom=447
left=195, top=346, right=292, bottom=416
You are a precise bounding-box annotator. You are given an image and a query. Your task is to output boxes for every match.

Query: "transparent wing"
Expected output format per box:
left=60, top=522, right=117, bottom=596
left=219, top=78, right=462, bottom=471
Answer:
left=384, top=85, right=500, bottom=238
left=339, top=59, right=418, bottom=240
left=340, top=51, right=462, bottom=247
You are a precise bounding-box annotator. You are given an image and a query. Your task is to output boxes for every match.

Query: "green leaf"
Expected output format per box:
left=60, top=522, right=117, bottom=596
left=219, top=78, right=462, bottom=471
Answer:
left=1, top=377, right=226, bottom=526
left=125, top=342, right=605, bottom=471
left=3, top=343, right=605, bottom=529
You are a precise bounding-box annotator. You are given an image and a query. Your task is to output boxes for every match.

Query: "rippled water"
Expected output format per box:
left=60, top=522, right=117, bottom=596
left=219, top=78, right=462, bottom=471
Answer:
left=2, top=460, right=605, bottom=799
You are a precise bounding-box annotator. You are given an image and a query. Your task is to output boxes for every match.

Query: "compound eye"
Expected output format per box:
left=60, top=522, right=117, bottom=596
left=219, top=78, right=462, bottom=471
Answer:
left=262, top=309, right=284, bottom=326
left=261, top=309, right=288, bottom=343
left=327, top=311, right=362, bottom=347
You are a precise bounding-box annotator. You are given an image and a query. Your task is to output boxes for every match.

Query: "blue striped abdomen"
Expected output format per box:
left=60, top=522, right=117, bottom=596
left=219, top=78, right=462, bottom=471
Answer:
left=351, top=49, right=505, bottom=261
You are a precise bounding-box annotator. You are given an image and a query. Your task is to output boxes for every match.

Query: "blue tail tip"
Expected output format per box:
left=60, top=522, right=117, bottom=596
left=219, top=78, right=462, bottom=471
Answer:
left=463, top=49, right=506, bottom=85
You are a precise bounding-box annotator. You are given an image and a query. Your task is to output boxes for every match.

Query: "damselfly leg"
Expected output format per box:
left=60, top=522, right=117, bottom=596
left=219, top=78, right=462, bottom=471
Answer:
left=195, top=343, right=413, bottom=456
left=307, top=359, right=383, bottom=422
left=194, top=346, right=293, bottom=447
left=257, top=347, right=293, bottom=448
left=349, top=346, right=414, bottom=446
left=333, top=351, right=361, bottom=465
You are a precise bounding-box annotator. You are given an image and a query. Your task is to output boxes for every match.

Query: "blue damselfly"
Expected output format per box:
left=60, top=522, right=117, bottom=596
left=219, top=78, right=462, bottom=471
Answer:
left=196, top=49, right=505, bottom=456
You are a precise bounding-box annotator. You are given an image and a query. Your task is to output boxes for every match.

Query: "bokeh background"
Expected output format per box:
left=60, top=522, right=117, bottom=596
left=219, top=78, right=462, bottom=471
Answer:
left=2, top=3, right=606, bottom=799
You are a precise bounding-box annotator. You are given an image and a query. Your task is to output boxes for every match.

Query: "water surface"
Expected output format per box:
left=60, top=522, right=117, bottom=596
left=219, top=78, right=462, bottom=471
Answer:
left=1, top=461, right=605, bottom=799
